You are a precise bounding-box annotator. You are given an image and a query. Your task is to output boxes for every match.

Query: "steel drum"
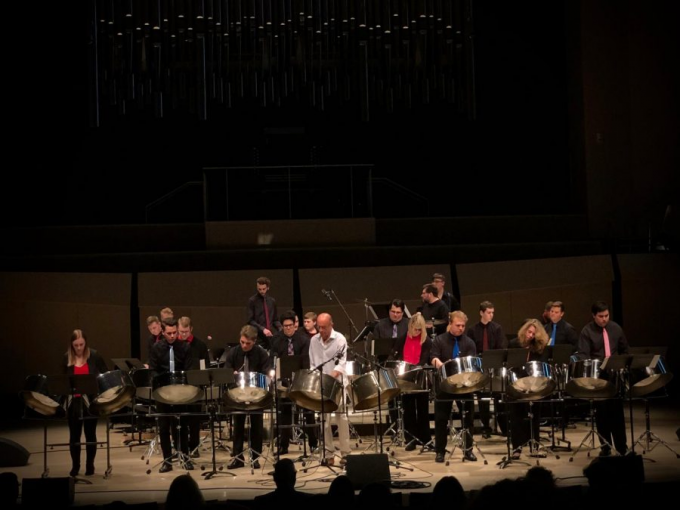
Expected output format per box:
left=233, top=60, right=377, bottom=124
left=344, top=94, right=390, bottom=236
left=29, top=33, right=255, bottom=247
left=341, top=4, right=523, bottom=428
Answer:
left=21, top=374, right=63, bottom=417
left=630, top=356, right=673, bottom=397
left=226, top=371, right=271, bottom=403
left=345, top=360, right=367, bottom=380
left=566, top=359, right=616, bottom=399
left=351, top=368, right=401, bottom=411
left=439, top=357, right=488, bottom=394
left=383, top=360, right=427, bottom=393
left=90, top=370, right=135, bottom=415
left=507, top=361, right=556, bottom=401
left=130, top=368, right=155, bottom=402
left=152, top=371, right=202, bottom=405
left=288, top=369, right=343, bottom=412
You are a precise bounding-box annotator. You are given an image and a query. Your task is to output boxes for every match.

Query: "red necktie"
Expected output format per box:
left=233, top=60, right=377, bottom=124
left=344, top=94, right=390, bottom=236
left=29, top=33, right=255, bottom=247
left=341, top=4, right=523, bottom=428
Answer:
left=603, top=327, right=611, bottom=357
left=263, top=298, right=271, bottom=330
left=482, top=326, right=489, bottom=352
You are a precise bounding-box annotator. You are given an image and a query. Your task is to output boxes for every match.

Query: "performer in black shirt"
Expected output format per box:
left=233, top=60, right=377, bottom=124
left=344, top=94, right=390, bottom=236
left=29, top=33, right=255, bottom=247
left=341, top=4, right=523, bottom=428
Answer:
left=578, top=301, right=630, bottom=456
left=225, top=325, right=271, bottom=469
left=63, top=329, right=108, bottom=477
left=149, top=318, right=194, bottom=473
left=246, top=276, right=281, bottom=349
left=432, top=273, right=461, bottom=312
left=430, top=311, right=477, bottom=462
left=544, top=301, right=578, bottom=348
left=467, top=301, right=507, bottom=437
left=269, top=312, right=317, bottom=454
left=418, top=284, right=450, bottom=336
left=178, top=316, right=210, bottom=458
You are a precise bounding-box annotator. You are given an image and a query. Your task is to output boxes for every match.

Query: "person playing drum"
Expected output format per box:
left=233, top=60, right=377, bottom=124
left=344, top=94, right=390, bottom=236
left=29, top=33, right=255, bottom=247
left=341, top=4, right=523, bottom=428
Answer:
left=578, top=301, right=630, bottom=456
left=507, top=319, right=550, bottom=458
left=308, top=313, right=351, bottom=466
left=430, top=311, right=478, bottom=462
left=149, top=318, right=193, bottom=473
left=393, top=313, right=433, bottom=451
left=63, top=329, right=108, bottom=477
left=269, top=311, right=317, bottom=455
left=225, top=325, right=272, bottom=469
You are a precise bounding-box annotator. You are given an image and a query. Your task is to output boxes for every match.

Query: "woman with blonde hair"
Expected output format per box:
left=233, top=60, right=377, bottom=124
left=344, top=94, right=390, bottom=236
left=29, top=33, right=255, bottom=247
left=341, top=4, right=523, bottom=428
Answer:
left=506, top=319, right=550, bottom=458
left=63, top=329, right=108, bottom=477
left=393, top=313, right=432, bottom=451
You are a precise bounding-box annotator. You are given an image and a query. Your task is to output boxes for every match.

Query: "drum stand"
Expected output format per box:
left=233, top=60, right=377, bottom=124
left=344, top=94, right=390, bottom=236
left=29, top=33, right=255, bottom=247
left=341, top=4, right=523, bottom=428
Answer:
left=446, top=398, right=488, bottom=466
left=201, top=401, right=235, bottom=479
left=147, top=412, right=193, bottom=474
left=632, top=397, right=680, bottom=459
left=384, top=394, right=408, bottom=450
left=569, top=399, right=613, bottom=461
left=123, top=395, right=151, bottom=449
left=512, top=400, right=558, bottom=465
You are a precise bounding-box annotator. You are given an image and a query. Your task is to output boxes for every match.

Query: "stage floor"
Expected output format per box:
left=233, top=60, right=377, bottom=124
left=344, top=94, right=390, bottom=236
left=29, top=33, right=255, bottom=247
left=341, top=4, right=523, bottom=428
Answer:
left=1, top=400, right=679, bottom=506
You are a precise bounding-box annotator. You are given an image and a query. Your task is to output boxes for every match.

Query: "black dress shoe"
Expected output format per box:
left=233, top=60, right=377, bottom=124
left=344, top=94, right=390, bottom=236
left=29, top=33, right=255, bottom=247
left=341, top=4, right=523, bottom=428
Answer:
left=184, top=461, right=194, bottom=471
left=159, top=462, right=173, bottom=473
left=482, top=428, right=492, bottom=439
left=463, top=450, right=477, bottom=462
left=252, top=460, right=261, bottom=469
left=405, top=440, right=417, bottom=452
left=69, top=466, right=80, bottom=477
left=227, top=458, right=244, bottom=470
left=85, top=464, right=95, bottom=476
left=435, top=452, right=445, bottom=463
left=599, top=445, right=612, bottom=457
left=190, top=450, right=200, bottom=459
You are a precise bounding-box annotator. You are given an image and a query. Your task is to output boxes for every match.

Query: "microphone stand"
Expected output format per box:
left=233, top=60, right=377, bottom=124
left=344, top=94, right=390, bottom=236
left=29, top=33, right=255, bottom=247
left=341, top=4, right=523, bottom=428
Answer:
left=324, top=289, right=360, bottom=338
left=310, top=352, right=343, bottom=473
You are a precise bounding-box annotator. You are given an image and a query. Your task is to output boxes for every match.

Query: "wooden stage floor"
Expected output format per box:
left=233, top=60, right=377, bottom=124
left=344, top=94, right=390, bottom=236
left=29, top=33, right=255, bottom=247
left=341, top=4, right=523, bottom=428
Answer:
left=1, top=400, right=679, bottom=506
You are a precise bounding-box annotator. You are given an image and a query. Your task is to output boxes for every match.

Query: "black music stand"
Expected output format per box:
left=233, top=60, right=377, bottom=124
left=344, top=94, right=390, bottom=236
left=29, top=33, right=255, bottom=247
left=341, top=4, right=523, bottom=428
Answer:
left=185, top=369, right=236, bottom=479
left=276, top=355, right=308, bottom=462
left=547, top=344, right=574, bottom=452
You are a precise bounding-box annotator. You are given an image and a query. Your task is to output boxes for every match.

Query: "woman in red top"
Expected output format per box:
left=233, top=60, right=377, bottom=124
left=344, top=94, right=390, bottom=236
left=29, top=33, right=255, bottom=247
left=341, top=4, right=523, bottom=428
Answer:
left=63, top=329, right=108, bottom=477
left=394, top=313, right=433, bottom=451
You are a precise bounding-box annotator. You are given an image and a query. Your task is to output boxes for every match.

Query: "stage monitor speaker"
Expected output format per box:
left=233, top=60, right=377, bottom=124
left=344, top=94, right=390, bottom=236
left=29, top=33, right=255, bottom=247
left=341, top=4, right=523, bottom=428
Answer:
left=344, top=453, right=391, bottom=490
left=584, top=453, right=645, bottom=485
left=0, top=437, right=30, bottom=467
left=22, top=477, right=75, bottom=506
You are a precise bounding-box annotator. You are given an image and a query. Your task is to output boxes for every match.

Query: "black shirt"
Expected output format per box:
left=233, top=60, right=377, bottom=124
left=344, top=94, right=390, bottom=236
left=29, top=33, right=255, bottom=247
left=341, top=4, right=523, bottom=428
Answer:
left=269, top=330, right=311, bottom=360
left=431, top=332, right=477, bottom=364
left=544, top=319, right=578, bottom=348
left=187, top=336, right=210, bottom=370
left=467, top=321, right=507, bottom=353
left=578, top=320, right=629, bottom=360
left=149, top=339, right=192, bottom=373
left=224, top=345, right=271, bottom=374
left=247, top=294, right=281, bottom=336
left=417, top=300, right=450, bottom=335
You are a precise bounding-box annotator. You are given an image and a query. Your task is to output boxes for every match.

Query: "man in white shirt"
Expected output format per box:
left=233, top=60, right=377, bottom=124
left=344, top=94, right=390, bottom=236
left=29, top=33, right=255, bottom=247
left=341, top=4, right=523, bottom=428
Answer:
left=308, top=313, right=350, bottom=466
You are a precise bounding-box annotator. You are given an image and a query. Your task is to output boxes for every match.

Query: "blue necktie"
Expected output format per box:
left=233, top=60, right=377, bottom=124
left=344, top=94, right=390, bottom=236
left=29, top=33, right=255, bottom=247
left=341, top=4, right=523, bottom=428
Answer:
left=169, top=345, right=175, bottom=372
left=453, top=339, right=459, bottom=358
left=550, top=324, right=556, bottom=346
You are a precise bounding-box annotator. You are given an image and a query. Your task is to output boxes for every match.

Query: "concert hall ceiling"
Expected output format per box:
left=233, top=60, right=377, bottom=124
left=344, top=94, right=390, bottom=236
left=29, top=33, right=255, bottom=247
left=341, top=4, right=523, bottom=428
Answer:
left=88, top=0, right=475, bottom=124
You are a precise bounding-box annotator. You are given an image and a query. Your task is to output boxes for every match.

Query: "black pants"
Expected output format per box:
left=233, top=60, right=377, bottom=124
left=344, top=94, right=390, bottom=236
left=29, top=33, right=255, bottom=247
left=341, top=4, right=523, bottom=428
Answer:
left=507, top=401, right=541, bottom=450
left=157, top=402, right=190, bottom=461
left=595, top=398, right=627, bottom=454
left=233, top=413, right=263, bottom=460
left=402, top=392, right=431, bottom=444
left=67, top=397, right=98, bottom=470
left=434, top=396, right=474, bottom=453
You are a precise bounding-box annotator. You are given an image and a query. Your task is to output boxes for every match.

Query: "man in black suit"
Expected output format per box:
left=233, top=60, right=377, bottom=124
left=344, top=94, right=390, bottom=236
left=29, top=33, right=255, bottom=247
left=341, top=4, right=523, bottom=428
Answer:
left=431, top=311, right=478, bottom=462
left=578, top=301, right=630, bottom=456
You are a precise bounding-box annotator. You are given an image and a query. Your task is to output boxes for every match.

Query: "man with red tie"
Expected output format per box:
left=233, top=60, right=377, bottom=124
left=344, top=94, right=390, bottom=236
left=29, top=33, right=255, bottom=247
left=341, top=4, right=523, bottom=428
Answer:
left=578, top=301, right=630, bottom=456
left=467, top=301, right=507, bottom=438
left=247, top=276, right=282, bottom=350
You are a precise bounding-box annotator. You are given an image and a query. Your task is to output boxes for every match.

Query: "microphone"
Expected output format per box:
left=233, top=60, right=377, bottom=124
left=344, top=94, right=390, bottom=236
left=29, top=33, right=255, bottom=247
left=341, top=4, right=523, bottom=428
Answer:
left=334, top=346, right=345, bottom=364
left=321, top=289, right=333, bottom=301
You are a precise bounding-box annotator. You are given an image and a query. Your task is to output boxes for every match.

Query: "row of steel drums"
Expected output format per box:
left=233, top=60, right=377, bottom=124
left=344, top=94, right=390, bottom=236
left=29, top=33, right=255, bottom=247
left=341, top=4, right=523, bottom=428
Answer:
left=22, top=356, right=672, bottom=418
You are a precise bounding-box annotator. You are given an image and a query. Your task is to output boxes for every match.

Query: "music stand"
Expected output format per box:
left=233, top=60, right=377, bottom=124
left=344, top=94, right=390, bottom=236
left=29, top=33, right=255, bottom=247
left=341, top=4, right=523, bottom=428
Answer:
left=185, top=369, right=236, bottom=479
left=276, top=356, right=309, bottom=462
left=547, top=344, right=574, bottom=452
